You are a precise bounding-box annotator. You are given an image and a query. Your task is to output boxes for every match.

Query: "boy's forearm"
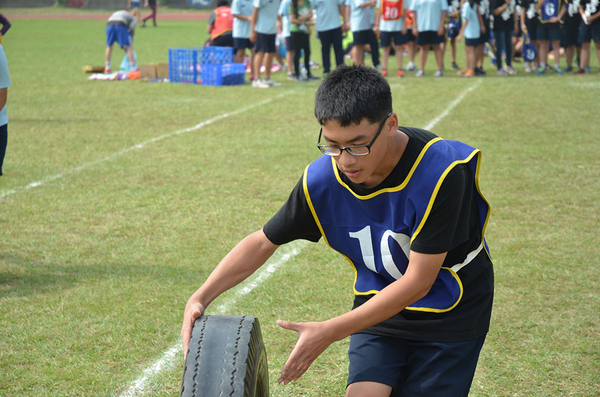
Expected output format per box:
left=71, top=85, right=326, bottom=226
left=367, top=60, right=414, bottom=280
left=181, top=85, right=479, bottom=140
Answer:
left=190, top=229, right=278, bottom=310
left=325, top=251, right=446, bottom=342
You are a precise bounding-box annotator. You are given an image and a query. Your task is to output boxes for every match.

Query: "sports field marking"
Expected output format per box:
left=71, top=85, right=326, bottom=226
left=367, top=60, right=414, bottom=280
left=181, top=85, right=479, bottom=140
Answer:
left=118, top=240, right=309, bottom=397
left=0, top=93, right=293, bottom=201
left=119, top=82, right=480, bottom=395
left=424, top=80, right=481, bottom=131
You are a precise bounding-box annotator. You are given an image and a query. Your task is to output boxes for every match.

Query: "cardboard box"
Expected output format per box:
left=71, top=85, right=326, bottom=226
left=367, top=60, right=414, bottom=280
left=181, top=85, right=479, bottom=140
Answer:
left=139, top=64, right=157, bottom=79
left=157, top=62, right=169, bottom=78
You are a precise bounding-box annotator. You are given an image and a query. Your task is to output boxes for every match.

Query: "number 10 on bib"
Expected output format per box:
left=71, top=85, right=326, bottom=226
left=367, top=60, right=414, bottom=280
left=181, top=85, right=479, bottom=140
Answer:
left=382, top=0, right=404, bottom=20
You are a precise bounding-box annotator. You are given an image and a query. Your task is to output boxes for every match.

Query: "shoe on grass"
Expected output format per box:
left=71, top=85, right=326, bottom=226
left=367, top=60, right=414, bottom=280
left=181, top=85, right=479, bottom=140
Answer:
left=252, top=79, right=270, bottom=88
left=263, top=77, right=281, bottom=86
left=433, top=70, right=443, bottom=77
left=416, top=69, right=424, bottom=77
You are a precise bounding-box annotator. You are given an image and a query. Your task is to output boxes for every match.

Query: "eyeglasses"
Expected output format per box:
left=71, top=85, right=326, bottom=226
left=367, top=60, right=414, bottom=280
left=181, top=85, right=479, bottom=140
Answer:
left=317, top=112, right=392, bottom=156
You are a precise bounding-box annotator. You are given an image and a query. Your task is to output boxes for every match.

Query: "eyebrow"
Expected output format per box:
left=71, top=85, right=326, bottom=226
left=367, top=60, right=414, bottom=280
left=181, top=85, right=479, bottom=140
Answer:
left=322, top=134, right=369, bottom=145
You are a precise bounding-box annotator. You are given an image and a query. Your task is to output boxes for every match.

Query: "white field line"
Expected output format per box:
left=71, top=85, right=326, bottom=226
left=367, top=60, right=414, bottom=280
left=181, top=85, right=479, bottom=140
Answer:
left=118, top=240, right=309, bottom=397
left=118, top=83, right=479, bottom=396
left=423, top=80, right=481, bottom=131
left=0, top=93, right=293, bottom=201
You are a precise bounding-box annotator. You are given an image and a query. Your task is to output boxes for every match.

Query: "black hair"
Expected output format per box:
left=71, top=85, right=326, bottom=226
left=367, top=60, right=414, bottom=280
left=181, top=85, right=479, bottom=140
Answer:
left=314, top=65, right=392, bottom=127
left=217, top=0, right=230, bottom=6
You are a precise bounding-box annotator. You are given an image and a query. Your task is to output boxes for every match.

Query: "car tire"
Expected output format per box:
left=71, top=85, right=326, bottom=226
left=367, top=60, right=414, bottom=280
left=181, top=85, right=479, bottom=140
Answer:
left=180, top=315, right=269, bottom=397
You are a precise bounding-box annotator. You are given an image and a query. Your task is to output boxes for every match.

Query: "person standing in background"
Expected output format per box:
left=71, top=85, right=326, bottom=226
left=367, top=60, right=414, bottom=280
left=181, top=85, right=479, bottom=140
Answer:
left=310, top=0, right=348, bottom=75
left=142, top=0, right=159, bottom=28
left=0, top=13, right=12, bottom=44
left=0, top=42, right=11, bottom=176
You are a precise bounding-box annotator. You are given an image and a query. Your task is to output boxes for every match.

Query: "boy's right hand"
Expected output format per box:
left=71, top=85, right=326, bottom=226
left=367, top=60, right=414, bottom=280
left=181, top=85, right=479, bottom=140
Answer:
left=181, top=300, right=206, bottom=359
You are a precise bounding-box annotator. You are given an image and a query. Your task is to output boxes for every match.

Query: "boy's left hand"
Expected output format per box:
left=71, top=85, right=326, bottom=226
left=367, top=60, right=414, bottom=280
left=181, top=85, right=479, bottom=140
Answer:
left=277, top=320, right=336, bottom=385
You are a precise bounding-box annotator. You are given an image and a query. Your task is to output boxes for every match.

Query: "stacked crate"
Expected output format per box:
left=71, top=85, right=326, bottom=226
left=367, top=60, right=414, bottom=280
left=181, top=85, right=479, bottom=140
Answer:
left=168, top=47, right=245, bottom=86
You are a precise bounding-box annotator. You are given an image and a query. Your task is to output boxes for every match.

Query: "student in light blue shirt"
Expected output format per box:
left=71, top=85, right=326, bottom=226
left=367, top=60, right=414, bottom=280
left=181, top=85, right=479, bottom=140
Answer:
left=0, top=44, right=10, bottom=176
left=345, top=0, right=376, bottom=64
left=456, top=0, right=481, bottom=76
left=232, top=0, right=255, bottom=65
left=278, top=0, right=295, bottom=78
left=374, top=0, right=411, bottom=76
left=310, top=0, right=348, bottom=73
left=410, top=0, right=448, bottom=76
left=250, top=0, right=281, bottom=87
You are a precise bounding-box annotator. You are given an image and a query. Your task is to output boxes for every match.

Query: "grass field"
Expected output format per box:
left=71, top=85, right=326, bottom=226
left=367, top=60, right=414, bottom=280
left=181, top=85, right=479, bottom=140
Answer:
left=1, top=8, right=599, bottom=396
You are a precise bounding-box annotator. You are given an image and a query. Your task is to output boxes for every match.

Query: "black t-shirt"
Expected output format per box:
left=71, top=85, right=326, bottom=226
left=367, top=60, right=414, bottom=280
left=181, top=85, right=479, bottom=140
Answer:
left=263, top=127, right=494, bottom=342
left=518, top=0, right=539, bottom=21
left=565, top=0, right=583, bottom=28
left=492, top=0, right=517, bottom=30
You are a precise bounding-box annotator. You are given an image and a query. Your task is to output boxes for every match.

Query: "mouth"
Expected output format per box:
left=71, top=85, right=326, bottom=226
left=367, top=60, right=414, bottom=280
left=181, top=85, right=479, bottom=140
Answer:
left=342, top=169, right=361, bottom=179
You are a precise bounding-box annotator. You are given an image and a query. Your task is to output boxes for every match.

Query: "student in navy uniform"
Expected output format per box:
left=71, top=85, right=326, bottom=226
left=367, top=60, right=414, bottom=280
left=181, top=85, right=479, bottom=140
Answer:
left=562, top=0, right=582, bottom=71
left=535, top=0, right=567, bottom=74
left=519, top=0, right=540, bottom=72
left=475, top=0, right=492, bottom=74
left=182, top=64, right=494, bottom=397
left=492, top=0, right=519, bottom=75
left=445, top=0, right=463, bottom=70
left=576, top=0, right=600, bottom=74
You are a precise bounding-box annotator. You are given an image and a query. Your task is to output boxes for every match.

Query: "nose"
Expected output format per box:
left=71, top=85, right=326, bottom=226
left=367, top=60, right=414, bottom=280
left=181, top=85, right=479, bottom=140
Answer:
left=336, top=149, right=358, bottom=168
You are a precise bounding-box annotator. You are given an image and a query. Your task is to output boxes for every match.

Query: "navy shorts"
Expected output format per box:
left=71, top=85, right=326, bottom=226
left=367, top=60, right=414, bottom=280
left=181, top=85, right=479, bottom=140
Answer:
left=406, top=29, right=416, bottom=42
left=478, top=21, right=491, bottom=44
left=465, top=37, right=479, bottom=46
left=353, top=29, right=371, bottom=45
left=348, top=333, right=486, bottom=396
left=561, top=23, right=581, bottom=47
left=579, top=20, right=600, bottom=43
left=233, top=37, right=253, bottom=51
left=525, top=17, right=539, bottom=41
left=537, top=23, right=561, bottom=41
left=106, top=25, right=132, bottom=48
left=417, top=30, right=444, bottom=46
left=381, top=31, right=408, bottom=47
left=254, top=32, right=276, bottom=53
left=285, top=35, right=294, bottom=52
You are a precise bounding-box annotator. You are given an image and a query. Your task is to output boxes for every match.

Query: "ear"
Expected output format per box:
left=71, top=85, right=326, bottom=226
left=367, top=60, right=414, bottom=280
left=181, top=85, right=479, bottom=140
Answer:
left=386, top=113, right=399, bottom=136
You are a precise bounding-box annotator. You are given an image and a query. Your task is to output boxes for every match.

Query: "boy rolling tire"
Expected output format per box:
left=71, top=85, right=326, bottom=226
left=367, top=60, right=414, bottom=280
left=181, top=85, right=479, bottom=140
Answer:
left=180, top=315, right=269, bottom=397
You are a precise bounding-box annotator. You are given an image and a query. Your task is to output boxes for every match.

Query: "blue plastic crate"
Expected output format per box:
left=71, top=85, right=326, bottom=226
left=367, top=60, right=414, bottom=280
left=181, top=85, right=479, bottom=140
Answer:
left=200, top=47, right=234, bottom=65
left=169, top=47, right=203, bottom=84
left=201, top=63, right=246, bottom=86
left=169, top=47, right=235, bottom=84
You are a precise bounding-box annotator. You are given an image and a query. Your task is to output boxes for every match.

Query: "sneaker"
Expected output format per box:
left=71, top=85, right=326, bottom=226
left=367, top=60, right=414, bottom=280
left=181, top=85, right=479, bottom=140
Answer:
left=476, top=67, right=487, bottom=75
left=381, top=69, right=388, bottom=76
left=416, top=69, right=424, bottom=77
left=263, top=77, right=281, bottom=87
left=584, top=66, right=591, bottom=73
left=524, top=64, right=532, bottom=74
left=141, top=21, right=146, bottom=28
left=252, top=78, right=270, bottom=88
left=451, top=62, right=460, bottom=70
left=458, top=69, right=475, bottom=77
left=307, top=74, right=320, bottom=80
left=406, top=62, right=417, bottom=72
left=374, top=64, right=384, bottom=71
left=536, top=66, right=546, bottom=75
left=474, top=68, right=484, bottom=76
left=554, top=67, right=564, bottom=75
left=433, top=70, right=443, bottom=77
left=565, top=65, right=573, bottom=72
left=497, top=68, right=509, bottom=76
left=104, top=67, right=112, bottom=74
left=295, top=75, right=308, bottom=82
left=574, top=68, right=586, bottom=75
left=506, top=65, right=517, bottom=75
left=397, top=70, right=404, bottom=77
left=287, top=72, right=296, bottom=80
